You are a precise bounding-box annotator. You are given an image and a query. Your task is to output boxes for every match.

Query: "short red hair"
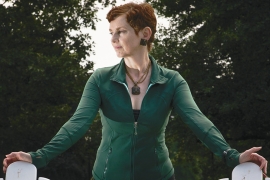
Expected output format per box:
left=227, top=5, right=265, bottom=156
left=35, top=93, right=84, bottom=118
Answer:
left=106, top=2, right=157, bottom=52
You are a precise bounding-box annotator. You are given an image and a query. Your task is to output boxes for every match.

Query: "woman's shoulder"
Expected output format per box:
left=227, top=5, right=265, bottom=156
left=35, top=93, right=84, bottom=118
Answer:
left=90, top=63, right=120, bottom=80
left=157, top=64, right=184, bottom=80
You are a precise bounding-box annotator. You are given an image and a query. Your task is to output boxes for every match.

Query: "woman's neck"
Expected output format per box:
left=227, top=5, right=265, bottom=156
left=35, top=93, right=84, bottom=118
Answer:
left=124, top=53, right=150, bottom=77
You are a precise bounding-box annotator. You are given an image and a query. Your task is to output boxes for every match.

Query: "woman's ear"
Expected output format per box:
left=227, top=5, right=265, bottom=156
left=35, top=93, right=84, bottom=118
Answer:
left=141, top=27, right=152, bottom=40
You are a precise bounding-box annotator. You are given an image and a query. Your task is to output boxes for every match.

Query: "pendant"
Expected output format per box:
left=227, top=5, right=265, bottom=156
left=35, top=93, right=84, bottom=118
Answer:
left=132, top=85, right=140, bottom=95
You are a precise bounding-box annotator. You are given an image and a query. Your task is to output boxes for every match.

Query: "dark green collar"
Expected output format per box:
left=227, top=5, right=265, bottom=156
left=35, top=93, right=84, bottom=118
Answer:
left=110, top=55, right=167, bottom=85
left=149, top=55, right=167, bottom=84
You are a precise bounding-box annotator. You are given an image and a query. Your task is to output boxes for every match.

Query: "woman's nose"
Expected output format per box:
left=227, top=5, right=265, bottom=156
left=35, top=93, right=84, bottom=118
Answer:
left=111, top=33, right=118, bottom=43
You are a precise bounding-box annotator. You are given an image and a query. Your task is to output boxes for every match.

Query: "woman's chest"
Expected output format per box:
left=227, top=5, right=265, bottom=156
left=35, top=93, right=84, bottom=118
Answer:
left=126, top=75, right=150, bottom=110
left=99, top=80, right=174, bottom=125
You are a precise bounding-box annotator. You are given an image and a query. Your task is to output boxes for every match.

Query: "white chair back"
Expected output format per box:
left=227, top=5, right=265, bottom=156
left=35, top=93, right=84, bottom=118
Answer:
left=5, top=161, right=37, bottom=180
left=232, top=162, right=262, bottom=180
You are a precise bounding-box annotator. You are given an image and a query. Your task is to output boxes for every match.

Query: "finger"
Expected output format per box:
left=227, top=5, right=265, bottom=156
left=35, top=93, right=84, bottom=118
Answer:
left=6, top=152, right=21, bottom=162
left=3, top=158, right=15, bottom=173
left=256, top=155, right=268, bottom=175
left=5, top=154, right=15, bottom=161
left=264, top=160, right=268, bottom=174
left=3, top=154, right=19, bottom=174
left=6, top=152, right=19, bottom=158
left=251, top=153, right=266, bottom=169
left=5, top=157, right=13, bottom=163
left=5, top=152, right=14, bottom=158
left=260, top=159, right=267, bottom=171
left=248, top=147, right=262, bottom=154
left=3, top=158, right=8, bottom=173
left=3, top=158, right=13, bottom=168
left=3, top=165, right=7, bottom=173
left=4, top=157, right=17, bottom=167
left=3, top=158, right=7, bottom=167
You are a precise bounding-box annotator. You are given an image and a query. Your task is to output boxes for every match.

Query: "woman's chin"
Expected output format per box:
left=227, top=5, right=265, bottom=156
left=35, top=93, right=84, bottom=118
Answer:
left=115, top=52, right=124, bottom=58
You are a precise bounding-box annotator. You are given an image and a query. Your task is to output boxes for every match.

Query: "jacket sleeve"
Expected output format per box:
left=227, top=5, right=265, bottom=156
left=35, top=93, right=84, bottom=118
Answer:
left=28, top=70, right=101, bottom=168
left=171, top=72, right=240, bottom=168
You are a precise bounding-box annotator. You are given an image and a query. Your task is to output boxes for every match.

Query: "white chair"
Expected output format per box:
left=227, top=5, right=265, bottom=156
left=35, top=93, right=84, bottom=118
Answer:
left=219, top=162, right=263, bottom=180
left=232, top=162, right=262, bottom=180
left=5, top=161, right=37, bottom=180
left=4, top=161, right=50, bottom=180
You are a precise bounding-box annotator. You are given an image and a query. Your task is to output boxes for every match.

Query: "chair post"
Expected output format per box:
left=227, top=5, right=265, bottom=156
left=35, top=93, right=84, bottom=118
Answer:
left=5, top=161, right=37, bottom=180
left=232, top=162, right=262, bottom=180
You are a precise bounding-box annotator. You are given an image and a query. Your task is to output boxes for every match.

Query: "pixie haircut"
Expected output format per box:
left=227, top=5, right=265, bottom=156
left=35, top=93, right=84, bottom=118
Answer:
left=106, top=2, right=157, bottom=52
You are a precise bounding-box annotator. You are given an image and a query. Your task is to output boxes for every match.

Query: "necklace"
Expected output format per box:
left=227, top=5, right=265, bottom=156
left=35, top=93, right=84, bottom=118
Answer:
left=125, top=60, right=151, bottom=95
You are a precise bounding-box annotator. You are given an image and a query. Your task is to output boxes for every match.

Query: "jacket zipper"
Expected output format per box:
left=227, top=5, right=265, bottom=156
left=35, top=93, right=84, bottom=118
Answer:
left=132, top=122, right=138, bottom=180
left=134, top=122, right=138, bottom=135
left=114, top=81, right=155, bottom=180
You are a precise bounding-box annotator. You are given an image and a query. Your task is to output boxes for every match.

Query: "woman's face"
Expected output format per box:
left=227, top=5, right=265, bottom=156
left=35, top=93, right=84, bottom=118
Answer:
left=109, top=14, right=143, bottom=58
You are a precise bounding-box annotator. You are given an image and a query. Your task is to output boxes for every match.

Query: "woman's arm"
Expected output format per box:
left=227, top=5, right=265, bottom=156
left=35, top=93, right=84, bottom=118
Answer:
left=171, top=72, right=267, bottom=173
left=3, top=70, right=101, bottom=171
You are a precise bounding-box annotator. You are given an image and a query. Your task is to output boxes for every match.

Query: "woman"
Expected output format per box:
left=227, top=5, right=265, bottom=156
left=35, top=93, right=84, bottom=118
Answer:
left=3, top=2, right=268, bottom=180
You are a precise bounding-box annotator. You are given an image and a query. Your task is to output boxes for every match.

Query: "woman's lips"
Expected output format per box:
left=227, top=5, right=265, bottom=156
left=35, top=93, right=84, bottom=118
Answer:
left=114, top=46, right=122, bottom=49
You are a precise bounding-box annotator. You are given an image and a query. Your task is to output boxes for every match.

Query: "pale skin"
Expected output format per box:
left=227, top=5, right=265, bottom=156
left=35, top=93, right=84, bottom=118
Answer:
left=3, top=14, right=268, bottom=176
left=109, top=14, right=152, bottom=110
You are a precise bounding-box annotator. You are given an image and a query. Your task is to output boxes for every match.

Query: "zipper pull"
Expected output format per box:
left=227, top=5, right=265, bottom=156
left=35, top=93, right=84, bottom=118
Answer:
left=134, top=122, right=138, bottom=135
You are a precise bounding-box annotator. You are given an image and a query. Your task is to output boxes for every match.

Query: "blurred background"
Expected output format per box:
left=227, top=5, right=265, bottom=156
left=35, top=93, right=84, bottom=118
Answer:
left=0, top=0, right=269, bottom=179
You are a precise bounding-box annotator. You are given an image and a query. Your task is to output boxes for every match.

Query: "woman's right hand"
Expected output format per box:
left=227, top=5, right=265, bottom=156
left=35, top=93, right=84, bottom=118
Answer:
left=3, top=151, right=32, bottom=173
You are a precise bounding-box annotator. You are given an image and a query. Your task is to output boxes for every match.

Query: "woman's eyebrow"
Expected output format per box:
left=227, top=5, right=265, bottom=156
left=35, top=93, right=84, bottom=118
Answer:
left=109, top=26, right=126, bottom=32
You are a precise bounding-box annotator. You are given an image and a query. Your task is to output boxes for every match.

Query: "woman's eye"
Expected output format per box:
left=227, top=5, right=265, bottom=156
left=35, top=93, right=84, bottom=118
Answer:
left=109, top=30, right=126, bottom=36
left=118, top=30, right=126, bottom=35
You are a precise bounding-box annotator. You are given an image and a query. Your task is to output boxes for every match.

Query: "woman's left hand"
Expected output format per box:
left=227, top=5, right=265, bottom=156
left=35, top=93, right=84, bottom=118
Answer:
left=239, top=147, right=268, bottom=176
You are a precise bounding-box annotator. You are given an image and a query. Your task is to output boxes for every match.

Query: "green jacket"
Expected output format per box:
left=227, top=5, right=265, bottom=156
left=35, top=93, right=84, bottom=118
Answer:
left=29, top=56, right=240, bottom=180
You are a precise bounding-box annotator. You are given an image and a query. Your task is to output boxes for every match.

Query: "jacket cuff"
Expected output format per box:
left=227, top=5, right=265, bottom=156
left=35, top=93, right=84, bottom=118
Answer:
left=28, top=151, right=48, bottom=169
left=223, top=148, right=240, bottom=167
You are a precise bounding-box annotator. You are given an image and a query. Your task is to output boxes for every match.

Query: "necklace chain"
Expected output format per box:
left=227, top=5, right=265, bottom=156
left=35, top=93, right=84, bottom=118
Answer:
left=125, top=60, right=151, bottom=95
